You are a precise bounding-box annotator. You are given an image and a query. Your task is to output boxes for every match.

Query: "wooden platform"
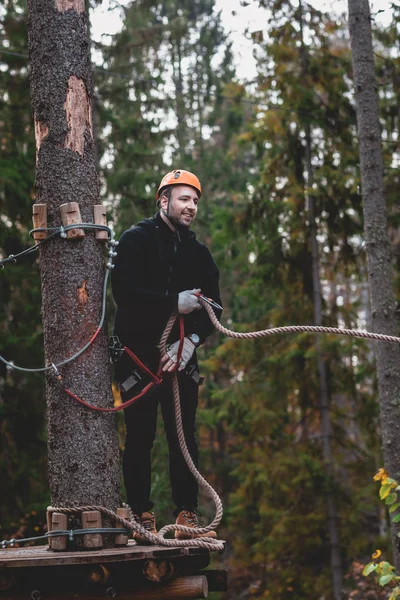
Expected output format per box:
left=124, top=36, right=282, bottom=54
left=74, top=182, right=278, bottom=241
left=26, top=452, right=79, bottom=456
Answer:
left=0, top=542, right=227, bottom=599
left=0, top=541, right=215, bottom=569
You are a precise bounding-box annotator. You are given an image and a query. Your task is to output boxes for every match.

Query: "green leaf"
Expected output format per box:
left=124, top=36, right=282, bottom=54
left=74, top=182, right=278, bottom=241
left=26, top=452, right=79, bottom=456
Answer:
left=380, top=484, right=392, bottom=499
left=389, top=587, right=400, bottom=600
left=363, top=563, right=377, bottom=576
left=393, top=514, right=400, bottom=523
left=386, top=493, right=398, bottom=505
left=381, top=562, right=394, bottom=575
left=389, top=503, right=400, bottom=514
left=380, top=574, right=395, bottom=586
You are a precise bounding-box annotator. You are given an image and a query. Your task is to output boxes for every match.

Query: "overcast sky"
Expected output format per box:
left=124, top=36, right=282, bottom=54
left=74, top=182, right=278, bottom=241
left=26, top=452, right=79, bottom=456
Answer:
left=91, top=0, right=394, bottom=81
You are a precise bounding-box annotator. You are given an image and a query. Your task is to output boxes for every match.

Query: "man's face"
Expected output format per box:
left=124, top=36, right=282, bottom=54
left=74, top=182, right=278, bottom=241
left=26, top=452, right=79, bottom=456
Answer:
left=160, top=185, right=199, bottom=228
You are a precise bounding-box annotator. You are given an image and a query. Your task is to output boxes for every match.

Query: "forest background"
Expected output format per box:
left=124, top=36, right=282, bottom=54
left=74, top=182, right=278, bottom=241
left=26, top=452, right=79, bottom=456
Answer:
left=1, top=0, right=400, bottom=598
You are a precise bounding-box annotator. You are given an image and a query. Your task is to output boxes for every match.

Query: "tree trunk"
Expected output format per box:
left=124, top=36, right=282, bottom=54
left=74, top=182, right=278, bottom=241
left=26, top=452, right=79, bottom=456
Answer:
left=172, top=36, right=186, bottom=161
left=298, top=2, right=343, bottom=596
left=348, top=0, right=400, bottom=569
left=306, top=128, right=343, bottom=600
left=27, top=0, right=120, bottom=522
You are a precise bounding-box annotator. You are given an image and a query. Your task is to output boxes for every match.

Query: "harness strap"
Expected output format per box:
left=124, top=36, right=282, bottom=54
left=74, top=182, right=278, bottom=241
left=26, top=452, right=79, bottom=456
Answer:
left=62, top=315, right=186, bottom=412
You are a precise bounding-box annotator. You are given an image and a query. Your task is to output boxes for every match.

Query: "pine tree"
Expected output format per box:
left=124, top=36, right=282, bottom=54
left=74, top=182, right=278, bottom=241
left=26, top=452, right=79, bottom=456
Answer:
left=348, top=0, right=400, bottom=570
left=27, top=0, right=120, bottom=521
left=205, top=2, right=381, bottom=596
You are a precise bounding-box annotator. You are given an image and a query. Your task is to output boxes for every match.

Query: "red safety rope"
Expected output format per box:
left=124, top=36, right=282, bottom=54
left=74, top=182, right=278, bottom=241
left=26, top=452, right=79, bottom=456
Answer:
left=124, top=346, right=163, bottom=384
left=62, top=316, right=185, bottom=412
left=64, top=381, right=156, bottom=413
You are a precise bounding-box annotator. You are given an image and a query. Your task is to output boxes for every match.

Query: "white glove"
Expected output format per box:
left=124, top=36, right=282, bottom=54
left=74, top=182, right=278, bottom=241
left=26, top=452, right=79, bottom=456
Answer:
left=161, top=337, right=196, bottom=372
left=178, top=289, right=201, bottom=314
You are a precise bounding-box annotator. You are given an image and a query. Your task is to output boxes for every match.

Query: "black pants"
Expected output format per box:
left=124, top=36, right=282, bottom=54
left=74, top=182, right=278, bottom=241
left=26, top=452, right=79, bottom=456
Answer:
left=121, top=371, right=199, bottom=515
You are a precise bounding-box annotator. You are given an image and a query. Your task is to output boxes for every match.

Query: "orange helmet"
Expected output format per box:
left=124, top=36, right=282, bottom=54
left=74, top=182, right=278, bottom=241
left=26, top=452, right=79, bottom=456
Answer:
left=156, top=169, right=202, bottom=200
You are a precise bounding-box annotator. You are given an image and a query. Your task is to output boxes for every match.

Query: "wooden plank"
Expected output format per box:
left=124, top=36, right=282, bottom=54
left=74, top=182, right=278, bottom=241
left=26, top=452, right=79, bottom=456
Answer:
left=59, top=202, right=85, bottom=238
left=0, top=576, right=209, bottom=600
left=82, top=511, right=102, bottom=550
left=123, top=575, right=208, bottom=600
left=32, top=204, right=47, bottom=241
left=0, top=541, right=221, bottom=569
left=93, top=205, right=108, bottom=240
left=51, top=512, right=68, bottom=551
left=115, top=507, right=130, bottom=547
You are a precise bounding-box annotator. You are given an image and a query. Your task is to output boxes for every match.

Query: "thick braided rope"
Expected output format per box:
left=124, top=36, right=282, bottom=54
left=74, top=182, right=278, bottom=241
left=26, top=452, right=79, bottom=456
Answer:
left=47, top=505, right=223, bottom=550
left=200, top=300, right=400, bottom=344
left=156, top=331, right=224, bottom=541
left=46, top=300, right=400, bottom=552
left=158, top=311, right=178, bottom=351
left=157, top=373, right=224, bottom=539
left=47, top=311, right=224, bottom=551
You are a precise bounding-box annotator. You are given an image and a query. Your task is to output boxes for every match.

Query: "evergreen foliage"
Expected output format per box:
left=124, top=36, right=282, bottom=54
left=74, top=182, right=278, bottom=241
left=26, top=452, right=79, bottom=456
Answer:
left=1, top=0, right=399, bottom=597
left=0, top=1, right=47, bottom=528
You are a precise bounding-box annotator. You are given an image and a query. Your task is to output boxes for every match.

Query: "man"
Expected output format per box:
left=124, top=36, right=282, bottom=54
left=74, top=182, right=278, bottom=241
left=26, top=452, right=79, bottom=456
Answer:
left=111, top=169, right=221, bottom=543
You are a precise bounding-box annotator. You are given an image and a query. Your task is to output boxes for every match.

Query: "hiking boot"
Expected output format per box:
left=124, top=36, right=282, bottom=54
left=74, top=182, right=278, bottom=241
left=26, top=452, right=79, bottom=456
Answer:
left=133, top=511, right=157, bottom=545
left=174, top=510, right=217, bottom=540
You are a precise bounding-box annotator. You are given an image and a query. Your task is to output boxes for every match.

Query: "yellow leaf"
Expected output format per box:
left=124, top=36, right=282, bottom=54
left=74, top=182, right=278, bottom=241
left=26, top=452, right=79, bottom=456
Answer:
left=374, top=468, right=389, bottom=481
left=372, top=549, right=382, bottom=559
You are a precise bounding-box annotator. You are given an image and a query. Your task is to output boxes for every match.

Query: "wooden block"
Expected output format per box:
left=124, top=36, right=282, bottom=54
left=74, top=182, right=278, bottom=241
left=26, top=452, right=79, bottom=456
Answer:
left=46, top=510, right=52, bottom=549
left=59, top=202, right=85, bottom=239
left=51, top=513, right=67, bottom=551
left=143, top=559, right=175, bottom=582
left=32, top=204, right=47, bottom=241
left=87, top=564, right=110, bottom=584
left=82, top=511, right=103, bottom=550
left=115, top=508, right=130, bottom=547
left=131, top=575, right=208, bottom=600
left=93, top=205, right=108, bottom=240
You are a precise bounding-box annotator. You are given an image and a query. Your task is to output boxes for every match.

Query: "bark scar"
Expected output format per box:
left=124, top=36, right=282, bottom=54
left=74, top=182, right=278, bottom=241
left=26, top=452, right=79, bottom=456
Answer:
left=34, top=119, right=49, bottom=162
left=55, top=0, right=85, bottom=12
left=78, top=280, right=88, bottom=305
left=64, top=76, right=93, bottom=157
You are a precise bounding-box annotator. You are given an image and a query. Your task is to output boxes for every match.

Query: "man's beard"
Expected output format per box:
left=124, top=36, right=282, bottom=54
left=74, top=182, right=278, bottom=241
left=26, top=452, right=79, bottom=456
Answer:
left=166, top=208, right=192, bottom=230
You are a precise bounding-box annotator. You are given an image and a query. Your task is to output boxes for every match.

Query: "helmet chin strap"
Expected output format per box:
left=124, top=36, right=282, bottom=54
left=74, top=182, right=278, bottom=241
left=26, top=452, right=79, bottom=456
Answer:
left=161, top=205, right=176, bottom=227
left=161, top=207, right=187, bottom=234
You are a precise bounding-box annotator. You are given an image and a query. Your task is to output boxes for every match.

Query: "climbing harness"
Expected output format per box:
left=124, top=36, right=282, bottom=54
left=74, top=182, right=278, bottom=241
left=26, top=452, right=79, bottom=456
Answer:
left=61, top=312, right=186, bottom=413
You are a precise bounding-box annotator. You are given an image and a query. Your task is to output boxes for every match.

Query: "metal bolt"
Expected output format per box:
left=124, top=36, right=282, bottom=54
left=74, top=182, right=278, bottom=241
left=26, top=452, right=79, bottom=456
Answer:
left=106, top=587, right=117, bottom=598
left=31, top=589, right=41, bottom=600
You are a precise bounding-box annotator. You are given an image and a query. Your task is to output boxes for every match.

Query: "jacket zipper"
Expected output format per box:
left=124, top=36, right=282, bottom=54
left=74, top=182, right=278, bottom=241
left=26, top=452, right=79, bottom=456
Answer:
left=165, top=232, right=180, bottom=294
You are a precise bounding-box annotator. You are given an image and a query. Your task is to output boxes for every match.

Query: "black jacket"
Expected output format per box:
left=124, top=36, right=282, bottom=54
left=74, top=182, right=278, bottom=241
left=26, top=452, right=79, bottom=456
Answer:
left=111, top=213, right=221, bottom=363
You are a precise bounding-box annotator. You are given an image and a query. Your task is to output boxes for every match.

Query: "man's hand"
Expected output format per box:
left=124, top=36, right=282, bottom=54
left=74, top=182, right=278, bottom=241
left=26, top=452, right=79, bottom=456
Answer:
left=161, top=337, right=197, bottom=372
left=178, top=289, right=201, bottom=314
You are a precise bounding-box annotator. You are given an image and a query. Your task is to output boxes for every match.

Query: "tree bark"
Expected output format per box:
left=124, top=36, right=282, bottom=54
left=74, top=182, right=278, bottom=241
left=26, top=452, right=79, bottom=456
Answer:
left=348, top=0, right=400, bottom=569
left=27, top=0, right=120, bottom=522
